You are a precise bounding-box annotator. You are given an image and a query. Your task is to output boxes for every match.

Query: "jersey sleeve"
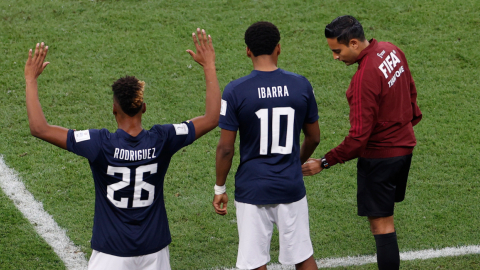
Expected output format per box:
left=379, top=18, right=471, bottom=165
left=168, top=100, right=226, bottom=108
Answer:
left=155, top=120, right=196, bottom=155
left=218, top=84, right=239, bottom=131
left=66, top=129, right=103, bottom=162
left=325, top=64, right=381, bottom=166
left=398, top=49, right=423, bottom=127
left=304, top=79, right=319, bottom=123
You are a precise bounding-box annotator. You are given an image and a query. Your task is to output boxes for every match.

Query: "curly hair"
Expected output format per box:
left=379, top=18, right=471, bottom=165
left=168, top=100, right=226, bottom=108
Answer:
left=325, top=15, right=366, bottom=46
left=244, top=21, right=281, bottom=57
left=112, top=76, right=145, bottom=117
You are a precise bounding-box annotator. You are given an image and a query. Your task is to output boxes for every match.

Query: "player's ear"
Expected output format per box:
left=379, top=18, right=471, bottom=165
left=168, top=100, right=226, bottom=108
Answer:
left=246, top=47, right=253, bottom=58
left=142, top=103, right=146, bottom=114
left=276, top=44, right=281, bottom=56
left=349, top=39, right=359, bottom=50
left=113, top=103, right=117, bottom=116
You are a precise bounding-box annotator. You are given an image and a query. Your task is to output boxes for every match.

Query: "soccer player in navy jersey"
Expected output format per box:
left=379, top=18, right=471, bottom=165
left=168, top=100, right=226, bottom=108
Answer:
left=213, top=22, right=320, bottom=270
left=24, top=29, right=220, bottom=270
left=302, top=16, right=422, bottom=270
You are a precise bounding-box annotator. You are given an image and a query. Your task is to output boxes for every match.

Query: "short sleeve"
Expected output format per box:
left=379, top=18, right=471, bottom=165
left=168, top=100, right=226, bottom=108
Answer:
left=67, top=129, right=103, bottom=162
left=304, top=79, right=319, bottom=123
left=218, top=84, right=239, bottom=131
left=153, top=120, right=196, bottom=154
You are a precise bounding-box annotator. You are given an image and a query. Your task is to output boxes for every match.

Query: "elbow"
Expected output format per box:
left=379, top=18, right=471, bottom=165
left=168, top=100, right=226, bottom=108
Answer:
left=306, top=135, right=320, bottom=147
left=29, top=126, right=41, bottom=138
left=29, top=124, right=47, bottom=139
left=217, top=144, right=234, bottom=159
left=206, top=114, right=220, bottom=131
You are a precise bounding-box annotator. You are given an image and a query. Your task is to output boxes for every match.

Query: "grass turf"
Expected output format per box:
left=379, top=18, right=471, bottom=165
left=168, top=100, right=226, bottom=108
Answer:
left=0, top=0, right=479, bottom=269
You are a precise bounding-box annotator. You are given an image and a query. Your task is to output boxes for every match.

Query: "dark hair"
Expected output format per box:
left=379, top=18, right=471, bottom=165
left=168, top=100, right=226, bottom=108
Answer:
left=325, top=15, right=365, bottom=46
left=112, top=75, right=145, bottom=117
left=244, top=21, right=281, bottom=57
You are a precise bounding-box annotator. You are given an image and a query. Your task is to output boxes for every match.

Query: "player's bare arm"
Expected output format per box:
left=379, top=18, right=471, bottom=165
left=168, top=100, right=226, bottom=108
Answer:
left=186, top=28, right=221, bottom=139
left=213, top=129, right=236, bottom=215
left=299, top=120, right=320, bottom=164
left=25, top=42, right=69, bottom=149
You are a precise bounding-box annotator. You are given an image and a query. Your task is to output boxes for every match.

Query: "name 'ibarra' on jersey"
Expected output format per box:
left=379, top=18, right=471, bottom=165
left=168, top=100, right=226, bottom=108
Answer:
left=257, top=85, right=290, bottom=99
left=113, top=147, right=157, bottom=161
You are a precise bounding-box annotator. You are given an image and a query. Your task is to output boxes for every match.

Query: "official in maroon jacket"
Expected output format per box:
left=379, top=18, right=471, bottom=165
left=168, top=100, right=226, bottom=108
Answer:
left=302, top=15, right=422, bottom=270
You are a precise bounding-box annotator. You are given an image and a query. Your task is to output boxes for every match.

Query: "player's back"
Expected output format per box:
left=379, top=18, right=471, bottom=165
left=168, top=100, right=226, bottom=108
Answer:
left=220, top=68, right=318, bottom=205
left=67, top=121, right=195, bottom=256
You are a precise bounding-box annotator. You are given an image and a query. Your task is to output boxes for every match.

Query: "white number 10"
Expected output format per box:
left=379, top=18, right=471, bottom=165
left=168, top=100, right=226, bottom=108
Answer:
left=106, top=164, right=157, bottom=209
left=255, top=107, right=295, bottom=155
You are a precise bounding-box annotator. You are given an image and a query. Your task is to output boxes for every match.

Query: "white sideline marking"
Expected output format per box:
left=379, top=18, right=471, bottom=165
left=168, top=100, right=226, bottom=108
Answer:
left=0, top=156, right=88, bottom=270
left=221, top=245, right=480, bottom=269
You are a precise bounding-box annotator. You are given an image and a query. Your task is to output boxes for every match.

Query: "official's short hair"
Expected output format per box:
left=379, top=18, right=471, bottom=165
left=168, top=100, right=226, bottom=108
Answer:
left=325, top=15, right=365, bottom=46
left=112, top=76, right=145, bottom=117
left=245, top=21, right=281, bottom=57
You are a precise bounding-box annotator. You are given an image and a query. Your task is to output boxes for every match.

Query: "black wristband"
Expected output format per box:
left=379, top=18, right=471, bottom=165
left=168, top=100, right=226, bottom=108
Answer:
left=320, top=156, right=330, bottom=169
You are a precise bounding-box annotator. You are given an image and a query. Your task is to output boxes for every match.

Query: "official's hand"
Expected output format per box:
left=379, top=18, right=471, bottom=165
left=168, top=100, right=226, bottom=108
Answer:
left=25, top=42, right=49, bottom=82
left=302, top=158, right=323, bottom=176
left=213, top=193, right=228, bottom=215
left=186, top=28, right=215, bottom=69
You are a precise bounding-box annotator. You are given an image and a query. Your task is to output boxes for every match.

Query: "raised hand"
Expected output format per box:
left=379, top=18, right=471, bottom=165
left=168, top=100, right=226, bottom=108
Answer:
left=25, top=42, right=49, bottom=81
left=186, top=28, right=215, bottom=69
left=302, top=158, right=323, bottom=176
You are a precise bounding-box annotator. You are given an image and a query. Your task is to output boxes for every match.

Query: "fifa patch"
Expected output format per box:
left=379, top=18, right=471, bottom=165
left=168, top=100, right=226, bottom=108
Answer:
left=74, top=130, right=90, bottom=142
left=173, top=123, right=188, bottom=135
left=220, top=99, right=227, bottom=116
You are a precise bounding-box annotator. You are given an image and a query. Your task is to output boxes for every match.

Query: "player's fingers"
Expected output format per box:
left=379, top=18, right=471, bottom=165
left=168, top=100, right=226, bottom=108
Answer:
left=208, top=34, right=213, bottom=49
left=192, top=32, right=199, bottom=49
left=216, top=206, right=227, bottom=215
left=39, top=44, right=47, bottom=63
left=201, top=29, right=207, bottom=46
left=198, top=28, right=205, bottom=47
left=34, top=43, right=40, bottom=61
left=186, top=50, right=195, bottom=58
left=42, top=62, right=50, bottom=70
left=27, top=48, right=32, bottom=62
left=42, top=45, right=48, bottom=60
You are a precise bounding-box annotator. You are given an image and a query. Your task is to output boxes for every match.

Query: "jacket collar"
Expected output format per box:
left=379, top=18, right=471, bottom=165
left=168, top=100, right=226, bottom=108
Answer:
left=356, top=38, right=377, bottom=64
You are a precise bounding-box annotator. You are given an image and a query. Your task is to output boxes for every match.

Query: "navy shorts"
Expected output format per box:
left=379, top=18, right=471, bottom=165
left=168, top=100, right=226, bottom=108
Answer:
left=357, top=154, right=412, bottom=217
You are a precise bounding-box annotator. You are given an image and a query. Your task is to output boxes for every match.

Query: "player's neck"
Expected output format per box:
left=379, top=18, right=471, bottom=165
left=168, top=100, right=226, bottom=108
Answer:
left=251, top=55, right=278, bottom=72
left=357, top=39, right=370, bottom=53
left=116, top=116, right=143, bottom=137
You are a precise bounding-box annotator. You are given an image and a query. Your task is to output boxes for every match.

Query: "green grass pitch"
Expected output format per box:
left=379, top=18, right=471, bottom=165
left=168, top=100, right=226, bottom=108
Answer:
left=0, top=0, right=479, bottom=269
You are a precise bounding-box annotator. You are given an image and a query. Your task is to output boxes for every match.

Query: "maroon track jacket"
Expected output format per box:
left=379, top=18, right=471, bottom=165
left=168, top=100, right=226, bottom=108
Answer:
left=325, top=39, right=422, bottom=166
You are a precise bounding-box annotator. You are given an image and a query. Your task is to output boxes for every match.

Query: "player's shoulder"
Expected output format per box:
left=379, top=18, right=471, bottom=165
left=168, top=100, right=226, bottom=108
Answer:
left=72, top=128, right=110, bottom=142
left=278, top=69, right=312, bottom=89
left=149, top=121, right=192, bottom=136
left=224, top=72, right=258, bottom=92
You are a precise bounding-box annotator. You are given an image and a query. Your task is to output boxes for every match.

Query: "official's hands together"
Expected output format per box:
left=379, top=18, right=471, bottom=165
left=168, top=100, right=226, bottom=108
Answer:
left=302, top=158, right=323, bottom=176
left=187, top=28, right=215, bottom=69
left=213, top=193, right=228, bottom=216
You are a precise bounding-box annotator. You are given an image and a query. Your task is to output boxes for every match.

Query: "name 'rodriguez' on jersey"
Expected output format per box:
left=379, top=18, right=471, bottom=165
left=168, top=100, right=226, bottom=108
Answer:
left=66, top=121, right=196, bottom=257
left=219, top=68, right=319, bottom=205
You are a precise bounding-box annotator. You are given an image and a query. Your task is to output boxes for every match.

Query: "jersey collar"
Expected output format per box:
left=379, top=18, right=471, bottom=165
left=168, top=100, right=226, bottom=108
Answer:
left=116, top=128, right=147, bottom=141
left=356, top=38, right=378, bottom=64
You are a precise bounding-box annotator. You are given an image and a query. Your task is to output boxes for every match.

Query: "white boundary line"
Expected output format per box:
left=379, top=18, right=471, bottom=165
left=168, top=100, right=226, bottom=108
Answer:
left=2, top=156, right=480, bottom=270
left=220, top=245, right=480, bottom=269
left=0, top=156, right=88, bottom=270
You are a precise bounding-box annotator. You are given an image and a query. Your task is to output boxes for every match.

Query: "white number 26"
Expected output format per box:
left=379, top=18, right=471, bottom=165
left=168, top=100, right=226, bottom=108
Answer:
left=106, top=164, right=157, bottom=208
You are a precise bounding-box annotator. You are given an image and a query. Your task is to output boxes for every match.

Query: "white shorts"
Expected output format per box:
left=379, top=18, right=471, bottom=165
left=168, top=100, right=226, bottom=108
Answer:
left=235, top=196, right=313, bottom=269
left=88, top=246, right=171, bottom=270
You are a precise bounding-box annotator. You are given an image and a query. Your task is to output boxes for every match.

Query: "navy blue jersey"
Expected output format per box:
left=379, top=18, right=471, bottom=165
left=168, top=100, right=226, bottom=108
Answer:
left=67, top=121, right=195, bottom=257
left=219, top=69, right=318, bottom=205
